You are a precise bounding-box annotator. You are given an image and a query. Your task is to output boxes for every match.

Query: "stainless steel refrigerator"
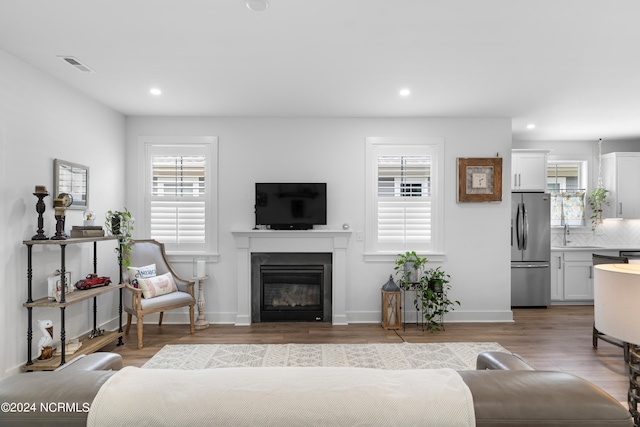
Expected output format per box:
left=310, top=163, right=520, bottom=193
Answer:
left=511, top=192, right=551, bottom=307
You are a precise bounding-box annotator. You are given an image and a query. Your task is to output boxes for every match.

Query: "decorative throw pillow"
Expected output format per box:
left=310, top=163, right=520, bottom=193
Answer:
left=137, top=272, right=178, bottom=299
left=128, top=264, right=156, bottom=288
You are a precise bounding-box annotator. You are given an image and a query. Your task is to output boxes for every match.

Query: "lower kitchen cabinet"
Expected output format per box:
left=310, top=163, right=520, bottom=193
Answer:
left=550, top=252, right=563, bottom=301
left=551, top=249, right=619, bottom=304
left=563, top=260, right=594, bottom=300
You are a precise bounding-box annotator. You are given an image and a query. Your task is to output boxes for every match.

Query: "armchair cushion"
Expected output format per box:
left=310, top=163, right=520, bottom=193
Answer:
left=137, top=291, right=195, bottom=311
left=138, top=272, right=178, bottom=299
left=127, top=263, right=157, bottom=287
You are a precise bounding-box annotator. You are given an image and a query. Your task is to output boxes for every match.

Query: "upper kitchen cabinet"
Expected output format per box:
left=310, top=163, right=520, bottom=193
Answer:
left=602, top=152, right=640, bottom=219
left=512, top=149, right=550, bottom=191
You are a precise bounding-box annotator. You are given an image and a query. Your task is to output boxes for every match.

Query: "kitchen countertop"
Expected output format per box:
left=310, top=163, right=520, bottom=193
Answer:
left=551, top=246, right=640, bottom=251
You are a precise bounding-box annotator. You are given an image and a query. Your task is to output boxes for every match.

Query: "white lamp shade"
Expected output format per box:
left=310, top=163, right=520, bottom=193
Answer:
left=594, top=263, right=640, bottom=345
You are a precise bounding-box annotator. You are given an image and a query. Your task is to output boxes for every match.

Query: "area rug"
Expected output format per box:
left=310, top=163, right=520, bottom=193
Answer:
left=142, top=342, right=510, bottom=371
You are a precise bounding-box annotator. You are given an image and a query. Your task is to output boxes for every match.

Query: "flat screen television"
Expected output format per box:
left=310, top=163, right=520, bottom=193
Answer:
left=255, top=183, right=327, bottom=230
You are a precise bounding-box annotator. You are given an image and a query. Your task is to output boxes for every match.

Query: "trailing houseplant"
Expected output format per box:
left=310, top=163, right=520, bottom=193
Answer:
left=416, top=267, right=459, bottom=331
left=587, top=187, right=609, bottom=231
left=105, top=208, right=135, bottom=267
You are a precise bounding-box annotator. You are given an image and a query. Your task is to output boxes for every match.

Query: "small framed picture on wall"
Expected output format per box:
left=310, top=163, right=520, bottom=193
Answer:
left=457, top=157, right=503, bottom=203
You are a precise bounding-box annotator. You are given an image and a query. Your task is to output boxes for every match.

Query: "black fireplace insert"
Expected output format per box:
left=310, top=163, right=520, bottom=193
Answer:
left=251, top=253, right=332, bottom=322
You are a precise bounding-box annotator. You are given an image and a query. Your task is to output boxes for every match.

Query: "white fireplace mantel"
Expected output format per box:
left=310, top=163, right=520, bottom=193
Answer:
left=231, top=230, right=352, bottom=326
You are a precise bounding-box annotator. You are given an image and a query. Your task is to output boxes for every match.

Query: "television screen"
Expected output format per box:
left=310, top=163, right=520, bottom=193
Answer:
left=255, top=183, right=327, bottom=230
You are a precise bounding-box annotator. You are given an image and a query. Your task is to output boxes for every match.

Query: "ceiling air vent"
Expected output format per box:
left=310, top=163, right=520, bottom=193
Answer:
left=58, top=56, right=95, bottom=73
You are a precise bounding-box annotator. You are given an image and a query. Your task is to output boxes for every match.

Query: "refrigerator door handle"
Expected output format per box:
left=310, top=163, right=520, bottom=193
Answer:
left=522, top=202, right=528, bottom=250
left=515, top=203, right=522, bottom=250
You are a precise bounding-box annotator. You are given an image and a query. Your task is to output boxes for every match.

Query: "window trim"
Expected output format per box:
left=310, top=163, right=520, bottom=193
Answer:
left=364, top=137, right=445, bottom=261
left=140, top=136, right=219, bottom=256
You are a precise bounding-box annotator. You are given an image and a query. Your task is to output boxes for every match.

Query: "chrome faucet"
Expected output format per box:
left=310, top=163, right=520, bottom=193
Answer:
left=563, top=224, right=571, bottom=246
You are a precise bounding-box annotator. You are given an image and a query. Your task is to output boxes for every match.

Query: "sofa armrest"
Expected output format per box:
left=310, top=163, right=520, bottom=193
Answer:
left=0, top=353, right=122, bottom=426
left=476, top=351, right=535, bottom=370
left=54, top=353, right=123, bottom=372
left=459, top=370, right=632, bottom=427
left=0, top=370, right=116, bottom=426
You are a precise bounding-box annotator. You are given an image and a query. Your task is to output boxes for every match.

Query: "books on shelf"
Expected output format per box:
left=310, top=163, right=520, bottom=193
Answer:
left=70, top=226, right=104, bottom=238
left=53, top=338, right=83, bottom=356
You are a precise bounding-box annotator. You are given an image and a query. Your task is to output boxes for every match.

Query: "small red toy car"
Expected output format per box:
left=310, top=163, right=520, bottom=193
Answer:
left=75, top=273, right=111, bottom=290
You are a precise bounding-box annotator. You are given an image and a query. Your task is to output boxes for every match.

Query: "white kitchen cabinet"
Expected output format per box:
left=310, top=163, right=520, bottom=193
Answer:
left=602, top=152, right=640, bottom=219
left=551, top=249, right=619, bottom=303
left=563, top=260, right=594, bottom=300
left=550, top=252, right=563, bottom=301
left=512, top=150, right=549, bottom=191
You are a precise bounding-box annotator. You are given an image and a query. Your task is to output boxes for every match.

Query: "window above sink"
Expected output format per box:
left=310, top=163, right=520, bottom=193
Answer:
left=547, top=159, right=588, bottom=228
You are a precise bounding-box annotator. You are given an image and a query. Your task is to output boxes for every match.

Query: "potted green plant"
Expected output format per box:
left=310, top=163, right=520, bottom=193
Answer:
left=394, top=251, right=428, bottom=289
left=417, top=267, right=459, bottom=332
left=105, top=208, right=134, bottom=267
left=424, top=266, right=450, bottom=292
left=587, top=187, right=609, bottom=231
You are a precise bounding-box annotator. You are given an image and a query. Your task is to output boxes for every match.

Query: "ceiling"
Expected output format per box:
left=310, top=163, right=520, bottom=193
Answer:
left=1, top=0, right=639, bottom=142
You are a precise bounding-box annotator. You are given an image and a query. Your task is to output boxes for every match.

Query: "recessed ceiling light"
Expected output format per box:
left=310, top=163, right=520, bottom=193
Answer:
left=246, top=0, right=269, bottom=12
left=150, top=88, right=162, bottom=96
left=526, top=124, right=536, bottom=129
left=399, top=88, right=411, bottom=97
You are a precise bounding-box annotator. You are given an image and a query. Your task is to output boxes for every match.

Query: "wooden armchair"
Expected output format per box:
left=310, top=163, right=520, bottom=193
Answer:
left=124, top=239, right=195, bottom=349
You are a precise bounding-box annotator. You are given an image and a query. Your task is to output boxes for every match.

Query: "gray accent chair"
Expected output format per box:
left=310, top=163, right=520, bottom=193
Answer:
left=124, top=239, right=195, bottom=349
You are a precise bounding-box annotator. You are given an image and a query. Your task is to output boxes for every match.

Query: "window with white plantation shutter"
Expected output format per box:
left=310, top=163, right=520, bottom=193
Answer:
left=365, top=138, right=444, bottom=255
left=145, top=140, right=217, bottom=253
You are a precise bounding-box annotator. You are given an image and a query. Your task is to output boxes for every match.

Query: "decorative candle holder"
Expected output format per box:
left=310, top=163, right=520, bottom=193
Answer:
left=193, top=257, right=207, bottom=278
left=32, top=186, right=50, bottom=240
left=51, top=201, right=68, bottom=240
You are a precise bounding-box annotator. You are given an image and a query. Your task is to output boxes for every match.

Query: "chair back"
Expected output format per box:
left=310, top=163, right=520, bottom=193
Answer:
left=127, top=239, right=191, bottom=290
left=592, top=253, right=629, bottom=265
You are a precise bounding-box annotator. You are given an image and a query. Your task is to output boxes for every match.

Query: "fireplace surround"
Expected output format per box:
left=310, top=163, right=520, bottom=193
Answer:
left=232, top=230, right=351, bottom=325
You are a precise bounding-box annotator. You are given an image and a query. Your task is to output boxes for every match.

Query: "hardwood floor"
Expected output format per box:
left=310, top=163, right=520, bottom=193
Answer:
left=102, top=305, right=630, bottom=402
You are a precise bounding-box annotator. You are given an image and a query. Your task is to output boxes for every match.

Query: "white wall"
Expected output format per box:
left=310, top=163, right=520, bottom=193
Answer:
left=0, top=49, right=126, bottom=377
left=126, top=117, right=514, bottom=326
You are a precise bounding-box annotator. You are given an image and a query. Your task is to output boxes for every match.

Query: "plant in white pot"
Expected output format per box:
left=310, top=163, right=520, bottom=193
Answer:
left=393, top=251, right=428, bottom=289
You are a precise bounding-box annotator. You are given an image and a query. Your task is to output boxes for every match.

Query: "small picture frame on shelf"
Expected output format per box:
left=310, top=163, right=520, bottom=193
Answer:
left=48, top=270, right=73, bottom=302
left=457, top=157, right=503, bottom=203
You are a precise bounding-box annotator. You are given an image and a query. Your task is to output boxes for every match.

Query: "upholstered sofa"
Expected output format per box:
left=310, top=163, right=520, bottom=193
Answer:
left=0, top=352, right=632, bottom=426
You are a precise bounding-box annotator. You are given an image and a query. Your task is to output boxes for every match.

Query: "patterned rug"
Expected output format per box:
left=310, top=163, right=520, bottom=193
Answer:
left=142, top=342, right=510, bottom=371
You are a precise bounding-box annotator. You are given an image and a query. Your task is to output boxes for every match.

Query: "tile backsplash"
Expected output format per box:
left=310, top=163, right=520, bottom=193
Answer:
left=551, top=219, right=640, bottom=248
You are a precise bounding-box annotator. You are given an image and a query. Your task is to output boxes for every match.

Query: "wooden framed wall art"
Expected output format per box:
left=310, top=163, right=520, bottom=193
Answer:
left=457, top=157, right=503, bottom=203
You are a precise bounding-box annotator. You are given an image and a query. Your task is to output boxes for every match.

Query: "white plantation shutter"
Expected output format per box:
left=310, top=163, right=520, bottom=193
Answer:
left=366, top=138, right=442, bottom=255
left=151, top=155, right=205, bottom=244
left=376, top=155, right=432, bottom=251
left=146, top=142, right=215, bottom=253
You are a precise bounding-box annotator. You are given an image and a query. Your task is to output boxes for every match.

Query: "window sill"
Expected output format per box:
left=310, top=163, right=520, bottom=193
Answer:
left=165, top=252, right=220, bottom=264
left=363, top=252, right=446, bottom=263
